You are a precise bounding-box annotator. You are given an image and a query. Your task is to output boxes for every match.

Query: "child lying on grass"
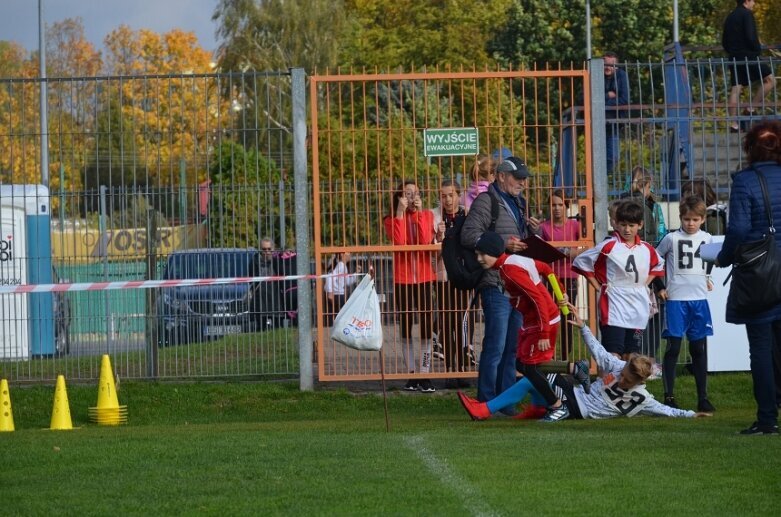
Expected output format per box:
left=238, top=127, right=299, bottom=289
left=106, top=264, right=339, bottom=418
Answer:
left=458, top=303, right=713, bottom=421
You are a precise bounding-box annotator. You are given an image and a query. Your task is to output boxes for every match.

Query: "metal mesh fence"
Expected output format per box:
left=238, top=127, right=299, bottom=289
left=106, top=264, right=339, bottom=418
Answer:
left=0, top=71, right=304, bottom=382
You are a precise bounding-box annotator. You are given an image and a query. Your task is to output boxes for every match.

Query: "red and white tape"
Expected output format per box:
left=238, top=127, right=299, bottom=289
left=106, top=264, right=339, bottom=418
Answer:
left=0, top=273, right=362, bottom=295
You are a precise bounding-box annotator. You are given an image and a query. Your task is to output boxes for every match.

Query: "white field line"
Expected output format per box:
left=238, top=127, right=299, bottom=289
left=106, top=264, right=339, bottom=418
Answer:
left=402, top=435, right=499, bottom=517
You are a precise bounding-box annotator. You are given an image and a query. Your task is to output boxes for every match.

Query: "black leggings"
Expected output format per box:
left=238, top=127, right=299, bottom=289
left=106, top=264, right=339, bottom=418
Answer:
left=663, top=337, right=708, bottom=399
left=547, top=373, right=584, bottom=419
left=394, top=282, right=434, bottom=340
left=517, top=360, right=558, bottom=406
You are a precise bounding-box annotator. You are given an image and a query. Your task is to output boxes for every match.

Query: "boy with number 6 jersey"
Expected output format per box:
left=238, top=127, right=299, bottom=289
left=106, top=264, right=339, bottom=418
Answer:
left=572, top=200, right=665, bottom=358
left=655, top=196, right=716, bottom=412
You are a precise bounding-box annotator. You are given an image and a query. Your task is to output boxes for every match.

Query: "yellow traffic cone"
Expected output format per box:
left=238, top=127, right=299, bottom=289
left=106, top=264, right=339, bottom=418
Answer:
left=1, top=379, right=14, bottom=432
left=88, top=355, right=127, bottom=425
left=49, top=375, right=73, bottom=431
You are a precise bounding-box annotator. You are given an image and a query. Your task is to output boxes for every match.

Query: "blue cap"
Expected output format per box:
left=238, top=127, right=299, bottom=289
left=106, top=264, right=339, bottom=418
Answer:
left=491, top=147, right=512, bottom=161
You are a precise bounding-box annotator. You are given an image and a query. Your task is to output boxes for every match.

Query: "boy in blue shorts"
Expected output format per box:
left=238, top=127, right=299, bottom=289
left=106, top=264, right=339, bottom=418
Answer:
left=655, top=196, right=715, bottom=412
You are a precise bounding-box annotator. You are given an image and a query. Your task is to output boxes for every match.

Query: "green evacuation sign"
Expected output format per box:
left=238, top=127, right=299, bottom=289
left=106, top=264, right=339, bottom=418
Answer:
left=423, top=127, right=479, bottom=157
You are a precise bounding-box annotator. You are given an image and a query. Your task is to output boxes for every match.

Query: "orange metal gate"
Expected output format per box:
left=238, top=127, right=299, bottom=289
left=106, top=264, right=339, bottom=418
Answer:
left=310, top=69, right=594, bottom=381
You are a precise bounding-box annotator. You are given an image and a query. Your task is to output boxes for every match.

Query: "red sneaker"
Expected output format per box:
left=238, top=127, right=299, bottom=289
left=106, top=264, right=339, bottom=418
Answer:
left=513, top=404, right=547, bottom=420
left=457, top=392, right=491, bottom=421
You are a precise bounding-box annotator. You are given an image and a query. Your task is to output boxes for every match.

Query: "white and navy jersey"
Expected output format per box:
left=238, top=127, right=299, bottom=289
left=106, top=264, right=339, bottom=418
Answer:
left=572, top=327, right=695, bottom=419
left=655, top=229, right=712, bottom=301
left=572, top=235, right=664, bottom=329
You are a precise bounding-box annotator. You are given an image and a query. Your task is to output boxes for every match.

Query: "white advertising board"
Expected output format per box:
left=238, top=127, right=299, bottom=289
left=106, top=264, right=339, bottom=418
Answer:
left=705, top=236, right=750, bottom=372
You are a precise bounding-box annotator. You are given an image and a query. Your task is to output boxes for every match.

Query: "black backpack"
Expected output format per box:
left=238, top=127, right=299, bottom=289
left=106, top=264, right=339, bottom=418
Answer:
left=441, top=195, right=499, bottom=290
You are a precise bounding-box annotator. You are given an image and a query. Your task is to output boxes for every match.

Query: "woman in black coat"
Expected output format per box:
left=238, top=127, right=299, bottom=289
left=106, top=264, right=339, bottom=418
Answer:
left=717, top=120, right=781, bottom=435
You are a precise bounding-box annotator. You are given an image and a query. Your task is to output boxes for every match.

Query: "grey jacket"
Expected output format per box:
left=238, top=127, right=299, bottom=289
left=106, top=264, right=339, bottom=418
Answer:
left=460, top=183, right=534, bottom=291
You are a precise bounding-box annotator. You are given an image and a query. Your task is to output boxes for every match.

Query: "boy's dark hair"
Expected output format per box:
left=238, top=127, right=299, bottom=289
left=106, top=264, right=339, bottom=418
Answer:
left=679, top=196, right=707, bottom=218
left=441, top=179, right=462, bottom=193
left=614, top=200, right=644, bottom=224
left=551, top=188, right=570, bottom=208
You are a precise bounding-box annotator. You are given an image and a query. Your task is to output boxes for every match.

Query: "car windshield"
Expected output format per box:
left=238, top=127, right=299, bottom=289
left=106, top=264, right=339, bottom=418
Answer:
left=164, top=251, right=257, bottom=280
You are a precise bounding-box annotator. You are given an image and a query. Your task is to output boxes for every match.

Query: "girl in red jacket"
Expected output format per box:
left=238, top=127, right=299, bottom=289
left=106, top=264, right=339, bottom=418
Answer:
left=384, top=180, right=438, bottom=393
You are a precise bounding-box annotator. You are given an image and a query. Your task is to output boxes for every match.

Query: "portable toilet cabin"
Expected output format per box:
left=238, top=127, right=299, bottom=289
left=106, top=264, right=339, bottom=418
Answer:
left=0, top=185, right=54, bottom=359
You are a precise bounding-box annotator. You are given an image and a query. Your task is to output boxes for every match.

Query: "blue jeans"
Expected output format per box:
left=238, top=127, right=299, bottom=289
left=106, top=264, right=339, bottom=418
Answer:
left=606, top=125, right=619, bottom=175
left=477, top=287, right=522, bottom=402
left=745, top=321, right=781, bottom=427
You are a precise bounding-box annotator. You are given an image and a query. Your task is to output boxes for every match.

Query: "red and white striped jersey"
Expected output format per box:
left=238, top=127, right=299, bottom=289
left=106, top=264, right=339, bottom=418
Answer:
left=495, top=254, right=561, bottom=338
left=572, top=235, right=664, bottom=329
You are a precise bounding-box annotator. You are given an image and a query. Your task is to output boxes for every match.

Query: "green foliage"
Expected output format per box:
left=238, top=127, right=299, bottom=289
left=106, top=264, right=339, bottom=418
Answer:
left=213, top=0, right=347, bottom=73
left=489, top=0, right=588, bottom=67
left=208, top=140, right=281, bottom=248
left=490, top=0, right=725, bottom=66
left=341, top=0, right=512, bottom=70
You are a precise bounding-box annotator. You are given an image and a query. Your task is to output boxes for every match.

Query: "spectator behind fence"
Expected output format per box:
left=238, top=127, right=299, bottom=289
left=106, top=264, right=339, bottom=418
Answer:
left=681, top=178, right=727, bottom=235
left=716, top=120, right=781, bottom=435
left=604, top=51, right=630, bottom=175
left=383, top=180, right=437, bottom=393
left=460, top=156, right=541, bottom=412
left=463, top=154, right=496, bottom=209
left=324, top=251, right=360, bottom=325
left=722, top=0, right=775, bottom=133
left=539, top=189, right=583, bottom=360
left=433, top=180, right=472, bottom=387
left=621, top=167, right=666, bottom=246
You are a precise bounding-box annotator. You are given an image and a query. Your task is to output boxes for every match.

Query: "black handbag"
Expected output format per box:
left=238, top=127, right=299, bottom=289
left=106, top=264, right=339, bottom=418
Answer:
left=725, top=166, right=781, bottom=315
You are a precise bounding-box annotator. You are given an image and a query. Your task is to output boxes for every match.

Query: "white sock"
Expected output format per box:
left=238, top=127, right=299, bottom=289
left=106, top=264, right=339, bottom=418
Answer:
left=401, top=338, right=414, bottom=373
left=420, top=339, right=432, bottom=373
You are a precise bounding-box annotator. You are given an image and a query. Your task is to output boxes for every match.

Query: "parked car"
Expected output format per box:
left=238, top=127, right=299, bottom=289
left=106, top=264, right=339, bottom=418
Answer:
left=156, top=248, right=261, bottom=346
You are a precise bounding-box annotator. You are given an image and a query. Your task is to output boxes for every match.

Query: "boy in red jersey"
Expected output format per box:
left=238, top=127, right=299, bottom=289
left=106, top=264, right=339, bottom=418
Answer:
left=473, top=231, right=588, bottom=422
left=572, top=200, right=665, bottom=359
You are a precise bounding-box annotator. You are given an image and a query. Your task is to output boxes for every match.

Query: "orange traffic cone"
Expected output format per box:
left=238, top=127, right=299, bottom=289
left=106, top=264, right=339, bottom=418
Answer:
left=88, top=355, right=127, bottom=425
left=50, top=375, right=73, bottom=431
left=1, top=379, right=14, bottom=432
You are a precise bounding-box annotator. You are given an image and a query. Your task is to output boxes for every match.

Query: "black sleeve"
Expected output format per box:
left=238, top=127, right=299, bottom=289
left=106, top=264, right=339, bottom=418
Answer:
left=744, top=11, right=761, bottom=53
left=651, top=276, right=666, bottom=293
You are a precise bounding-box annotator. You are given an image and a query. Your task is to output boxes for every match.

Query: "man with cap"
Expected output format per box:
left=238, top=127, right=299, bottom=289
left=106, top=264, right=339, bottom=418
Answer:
left=460, top=156, right=541, bottom=413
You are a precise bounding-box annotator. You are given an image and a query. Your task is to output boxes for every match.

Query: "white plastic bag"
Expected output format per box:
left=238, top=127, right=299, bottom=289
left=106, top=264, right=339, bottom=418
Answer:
left=330, top=274, right=383, bottom=351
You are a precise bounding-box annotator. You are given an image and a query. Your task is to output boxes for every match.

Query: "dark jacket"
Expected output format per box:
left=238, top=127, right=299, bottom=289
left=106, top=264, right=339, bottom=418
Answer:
left=460, top=183, right=534, bottom=292
left=605, top=67, right=630, bottom=121
left=619, top=191, right=666, bottom=246
left=717, top=161, right=781, bottom=324
left=722, top=5, right=762, bottom=59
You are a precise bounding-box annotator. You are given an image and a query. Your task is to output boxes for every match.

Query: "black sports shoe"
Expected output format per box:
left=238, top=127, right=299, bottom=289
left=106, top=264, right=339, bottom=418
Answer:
left=417, top=379, right=436, bottom=393
left=663, top=395, right=679, bottom=409
left=739, top=422, right=779, bottom=435
left=573, top=359, right=591, bottom=394
left=697, top=399, right=715, bottom=412
left=403, top=379, right=418, bottom=391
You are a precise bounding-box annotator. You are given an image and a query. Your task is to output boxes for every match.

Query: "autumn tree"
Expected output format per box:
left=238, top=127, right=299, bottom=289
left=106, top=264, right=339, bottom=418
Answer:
left=0, top=41, right=39, bottom=185
left=213, top=0, right=347, bottom=73
left=98, top=26, right=224, bottom=192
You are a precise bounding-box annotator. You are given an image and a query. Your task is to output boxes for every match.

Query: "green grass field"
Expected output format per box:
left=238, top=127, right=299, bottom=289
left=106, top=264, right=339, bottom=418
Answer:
left=1, top=373, right=779, bottom=516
